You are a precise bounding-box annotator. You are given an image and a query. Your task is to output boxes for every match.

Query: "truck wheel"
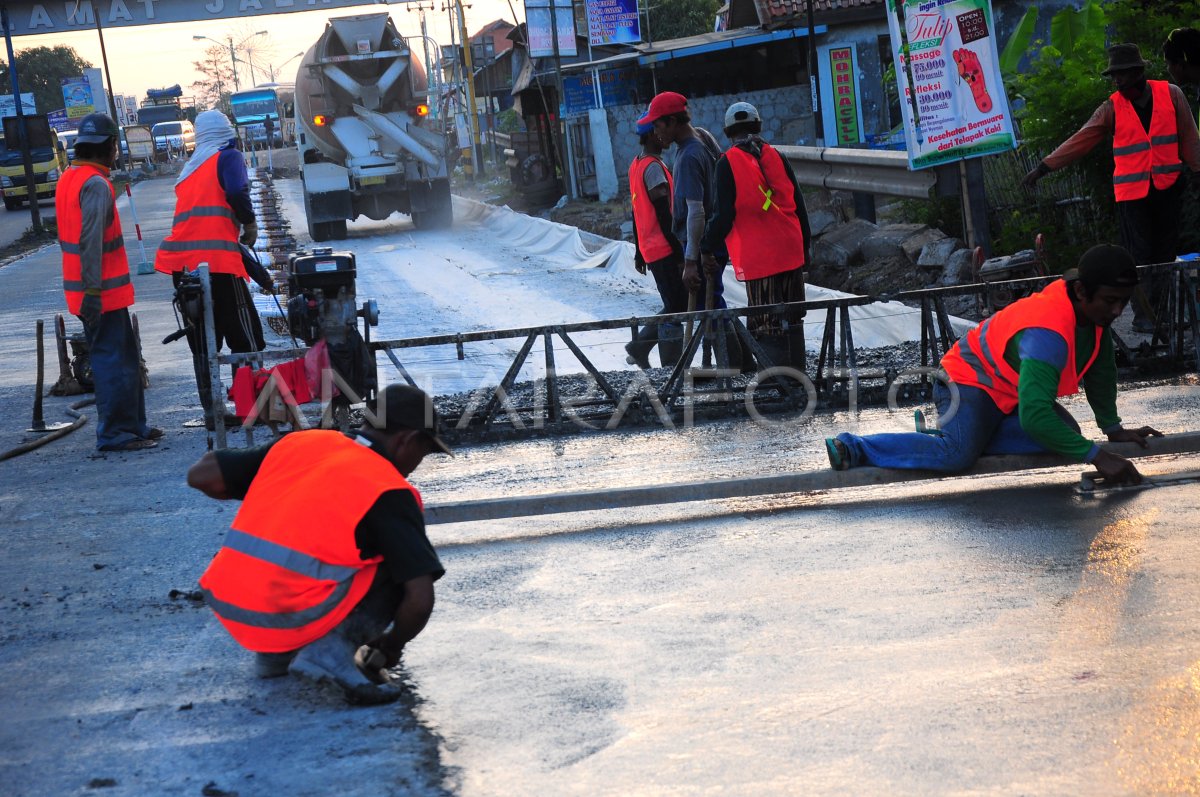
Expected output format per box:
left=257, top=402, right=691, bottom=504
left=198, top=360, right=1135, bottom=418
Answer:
left=329, top=220, right=347, bottom=240
left=412, top=204, right=452, bottom=231
left=3, top=197, right=18, bottom=211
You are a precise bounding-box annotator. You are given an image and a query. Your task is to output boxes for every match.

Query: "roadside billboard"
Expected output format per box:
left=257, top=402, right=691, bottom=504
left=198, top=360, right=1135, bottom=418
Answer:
left=885, top=0, right=1016, bottom=169
left=124, top=125, right=154, bottom=160
left=47, top=108, right=71, bottom=132
left=61, top=76, right=94, bottom=120
left=586, top=0, right=641, bottom=47
left=0, top=93, right=37, bottom=117
left=818, top=43, right=865, bottom=147
left=525, top=0, right=578, bottom=58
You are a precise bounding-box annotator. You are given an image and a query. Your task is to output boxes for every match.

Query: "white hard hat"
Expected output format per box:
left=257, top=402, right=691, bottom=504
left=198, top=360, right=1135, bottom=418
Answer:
left=724, top=101, right=761, bottom=128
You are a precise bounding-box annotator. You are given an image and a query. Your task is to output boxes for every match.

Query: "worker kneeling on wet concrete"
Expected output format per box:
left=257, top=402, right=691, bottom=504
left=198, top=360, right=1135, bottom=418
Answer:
left=186, top=385, right=450, bottom=705
left=701, top=101, right=811, bottom=371
left=826, top=244, right=1162, bottom=485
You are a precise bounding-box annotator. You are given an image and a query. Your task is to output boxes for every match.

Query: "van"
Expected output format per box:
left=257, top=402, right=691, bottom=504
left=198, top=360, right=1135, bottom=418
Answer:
left=151, top=120, right=195, bottom=155
left=0, top=116, right=70, bottom=211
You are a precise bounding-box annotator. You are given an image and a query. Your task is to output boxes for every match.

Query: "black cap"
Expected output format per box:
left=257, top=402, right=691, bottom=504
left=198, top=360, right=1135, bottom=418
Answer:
left=365, top=384, right=452, bottom=455
left=1064, top=244, right=1139, bottom=288
left=75, top=113, right=119, bottom=144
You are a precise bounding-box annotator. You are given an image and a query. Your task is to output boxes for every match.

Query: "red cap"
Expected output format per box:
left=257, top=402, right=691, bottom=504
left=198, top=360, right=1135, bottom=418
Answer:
left=637, top=91, right=688, bottom=126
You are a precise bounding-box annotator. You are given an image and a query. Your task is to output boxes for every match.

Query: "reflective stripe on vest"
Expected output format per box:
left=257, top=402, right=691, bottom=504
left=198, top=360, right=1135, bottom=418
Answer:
left=628, top=155, right=675, bottom=263
left=723, top=143, right=805, bottom=281
left=1111, top=80, right=1183, bottom=202
left=199, top=431, right=423, bottom=653
left=154, top=153, right=246, bottom=277
left=55, top=163, right=134, bottom=315
left=941, top=280, right=1102, bottom=414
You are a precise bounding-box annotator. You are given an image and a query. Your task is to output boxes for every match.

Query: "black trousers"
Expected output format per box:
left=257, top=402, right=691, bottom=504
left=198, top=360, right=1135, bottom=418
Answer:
left=1116, top=177, right=1185, bottom=322
left=173, top=271, right=265, bottom=418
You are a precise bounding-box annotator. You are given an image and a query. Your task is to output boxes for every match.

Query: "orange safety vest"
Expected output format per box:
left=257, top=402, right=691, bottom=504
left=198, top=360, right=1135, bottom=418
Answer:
left=628, top=154, right=675, bottom=263
left=941, top=279, right=1102, bottom=414
left=199, top=430, right=424, bottom=653
left=1111, top=80, right=1185, bottom=202
left=154, top=153, right=246, bottom=277
left=723, top=143, right=805, bottom=281
left=56, top=163, right=133, bottom=315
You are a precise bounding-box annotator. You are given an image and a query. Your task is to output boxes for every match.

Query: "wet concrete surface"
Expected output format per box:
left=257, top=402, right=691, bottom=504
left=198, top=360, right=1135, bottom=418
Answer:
left=2, top=175, right=1200, bottom=795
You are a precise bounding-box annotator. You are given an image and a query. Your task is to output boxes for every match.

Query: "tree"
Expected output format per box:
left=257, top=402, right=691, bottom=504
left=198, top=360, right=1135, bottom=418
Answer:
left=192, top=45, right=236, bottom=114
left=643, top=0, right=720, bottom=43
left=0, top=45, right=94, bottom=116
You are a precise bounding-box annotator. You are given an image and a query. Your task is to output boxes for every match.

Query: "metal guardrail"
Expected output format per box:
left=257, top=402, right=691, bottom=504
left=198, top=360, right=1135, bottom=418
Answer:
left=209, top=262, right=1200, bottom=448
left=776, top=145, right=938, bottom=199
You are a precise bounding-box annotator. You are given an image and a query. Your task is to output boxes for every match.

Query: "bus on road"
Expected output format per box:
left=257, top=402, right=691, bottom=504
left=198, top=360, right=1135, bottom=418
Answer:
left=229, top=84, right=295, bottom=146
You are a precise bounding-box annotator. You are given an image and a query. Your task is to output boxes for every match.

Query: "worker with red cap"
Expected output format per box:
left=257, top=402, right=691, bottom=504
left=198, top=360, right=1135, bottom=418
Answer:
left=638, top=91, right=743, bottom=368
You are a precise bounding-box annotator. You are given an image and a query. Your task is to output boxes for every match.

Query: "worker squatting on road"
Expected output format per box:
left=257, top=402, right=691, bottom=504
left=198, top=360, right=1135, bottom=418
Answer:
left=825, top=244, right=1162, bottom=486
left=56, top=113, right=163, bottom=452
left=1022, top=43, right=1200, bottom=333
left=155, top=109, right=266, bottom=431
left=701, top=101, right=812, bottom=372
left=186, top=384, right=451, bottom=706
left=626, top=117, right=687, bottom=369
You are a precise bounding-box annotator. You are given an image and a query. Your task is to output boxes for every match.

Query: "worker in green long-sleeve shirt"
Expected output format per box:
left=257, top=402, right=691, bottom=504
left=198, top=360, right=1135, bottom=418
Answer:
left=826, top=244, right=1161, bottom=485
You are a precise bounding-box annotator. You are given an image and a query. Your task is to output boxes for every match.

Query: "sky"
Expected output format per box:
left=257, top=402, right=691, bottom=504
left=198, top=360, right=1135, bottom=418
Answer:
left=9, top=0, right=520, bottom=105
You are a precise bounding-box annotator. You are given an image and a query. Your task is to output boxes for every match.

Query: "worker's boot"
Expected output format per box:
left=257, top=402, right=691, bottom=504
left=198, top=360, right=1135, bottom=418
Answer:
left=752, top=333, right=789, bottom=370
left=289, top=630, right=404, bottom=706
left=254, top=650, right=298, bottom=679
left=625, top=323, right=658, bottom=370
left=657, top=323, right=683, bottom=368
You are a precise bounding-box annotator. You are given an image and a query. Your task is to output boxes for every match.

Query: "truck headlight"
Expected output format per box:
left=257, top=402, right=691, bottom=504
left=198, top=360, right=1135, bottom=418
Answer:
left=0, top=176, right=11, bottom=187
left=46, top=169, right=59, bottom=181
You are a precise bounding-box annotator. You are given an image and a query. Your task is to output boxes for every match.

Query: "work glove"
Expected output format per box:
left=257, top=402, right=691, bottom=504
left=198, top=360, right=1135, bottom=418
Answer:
left=240, top=221, right=258, bottom=247
left=79, top=293, right=102, bottom=328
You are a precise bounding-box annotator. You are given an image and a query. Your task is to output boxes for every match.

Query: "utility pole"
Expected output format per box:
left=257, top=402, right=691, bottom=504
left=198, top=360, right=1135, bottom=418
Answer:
left=548, top=0, right=570, bottom=198
left=1, top=5, right=42, bottom=231
left=452, top=0, right=481, bottom=179
left=806, top=0, right=824, bottom=147
left=228, top=37, right=241, bottom=92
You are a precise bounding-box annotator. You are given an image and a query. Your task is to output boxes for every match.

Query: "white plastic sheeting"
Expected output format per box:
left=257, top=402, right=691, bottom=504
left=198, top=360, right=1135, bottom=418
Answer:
left=268, top=180, right=969, bottom=396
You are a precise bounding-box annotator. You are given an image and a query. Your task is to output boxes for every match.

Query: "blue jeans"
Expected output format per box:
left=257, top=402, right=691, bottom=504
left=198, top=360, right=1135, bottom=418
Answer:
left=83, top=308, right=151, bottom=450
left=836, top=382, right=1079, bottom=472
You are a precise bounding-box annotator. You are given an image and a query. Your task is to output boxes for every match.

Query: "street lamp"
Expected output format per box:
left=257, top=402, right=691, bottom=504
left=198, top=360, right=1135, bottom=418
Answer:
left=269, top=51, right=305, bottom=83
left=193, top=30, right=267, bottom=93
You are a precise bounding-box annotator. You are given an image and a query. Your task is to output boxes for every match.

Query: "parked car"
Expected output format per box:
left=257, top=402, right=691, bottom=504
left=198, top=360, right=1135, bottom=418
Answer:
left=59, top=129, right=79, bottom=160
left=151, top=120, right=195, bottom=155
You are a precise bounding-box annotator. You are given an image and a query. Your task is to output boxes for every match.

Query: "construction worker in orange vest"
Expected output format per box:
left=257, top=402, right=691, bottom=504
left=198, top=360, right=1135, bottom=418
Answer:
left=1023, top=44, right=1200, bottom=334
left=186, top=384, right=450, bottom=705
left=155, top=109, right=265, bottom=430
left=825, top=245, right=1161, bottom=486
left=702, top=101, right=811, bottom=372
left=626, top=117, right=687, bottom=369
left=56, top=113, right=162, bottom=452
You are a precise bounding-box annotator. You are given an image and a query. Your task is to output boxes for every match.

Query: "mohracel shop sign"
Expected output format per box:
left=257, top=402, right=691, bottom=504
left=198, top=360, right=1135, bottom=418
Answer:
left=885, top=0, right=1015, bottom=169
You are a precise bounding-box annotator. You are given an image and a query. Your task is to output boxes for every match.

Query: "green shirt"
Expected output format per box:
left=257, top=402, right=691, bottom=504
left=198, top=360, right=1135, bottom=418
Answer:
left=1004, top=326, right=1120, bottom=461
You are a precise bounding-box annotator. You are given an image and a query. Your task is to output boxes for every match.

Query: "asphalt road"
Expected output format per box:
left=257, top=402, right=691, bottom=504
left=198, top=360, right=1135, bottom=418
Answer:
left=0, top=197, right=54, bottom=249
left=2, top=175, right=1200, bottom=796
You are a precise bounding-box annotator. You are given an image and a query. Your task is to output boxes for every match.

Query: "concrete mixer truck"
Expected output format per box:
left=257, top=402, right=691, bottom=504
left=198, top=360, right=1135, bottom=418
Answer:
left=294, top=12, right=453, bottom=240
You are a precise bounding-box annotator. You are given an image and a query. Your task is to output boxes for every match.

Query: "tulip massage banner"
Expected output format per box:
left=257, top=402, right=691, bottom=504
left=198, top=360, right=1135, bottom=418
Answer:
left=885, top=0, right=1016, bottom=170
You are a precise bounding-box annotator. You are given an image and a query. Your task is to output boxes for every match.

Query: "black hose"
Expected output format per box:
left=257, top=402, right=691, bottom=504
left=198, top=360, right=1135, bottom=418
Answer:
left=0, top=397, right=94, bottom=462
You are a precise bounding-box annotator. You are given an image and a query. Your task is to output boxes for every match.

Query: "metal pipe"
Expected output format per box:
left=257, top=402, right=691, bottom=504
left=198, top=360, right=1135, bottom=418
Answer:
left=425, top=432, right=1200, bottom=524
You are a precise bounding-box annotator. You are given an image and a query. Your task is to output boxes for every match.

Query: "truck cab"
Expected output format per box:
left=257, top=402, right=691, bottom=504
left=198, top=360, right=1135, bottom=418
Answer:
left=0, top=118, right=70, bottom=211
